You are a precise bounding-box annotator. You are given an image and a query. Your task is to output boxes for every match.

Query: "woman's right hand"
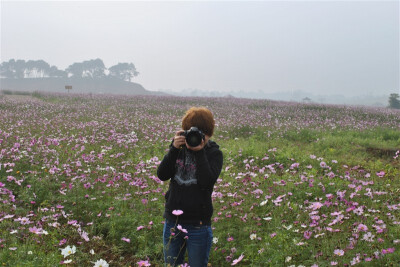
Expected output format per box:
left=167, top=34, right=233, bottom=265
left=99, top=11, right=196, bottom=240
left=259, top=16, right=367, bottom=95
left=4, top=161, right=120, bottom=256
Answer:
left=172, top=130, right=186, bottom=149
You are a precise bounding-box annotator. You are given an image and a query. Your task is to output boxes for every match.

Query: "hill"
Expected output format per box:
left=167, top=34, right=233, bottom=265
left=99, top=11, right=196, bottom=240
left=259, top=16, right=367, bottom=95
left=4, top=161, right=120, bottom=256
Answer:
left=0, top=77, right=161, bottom=95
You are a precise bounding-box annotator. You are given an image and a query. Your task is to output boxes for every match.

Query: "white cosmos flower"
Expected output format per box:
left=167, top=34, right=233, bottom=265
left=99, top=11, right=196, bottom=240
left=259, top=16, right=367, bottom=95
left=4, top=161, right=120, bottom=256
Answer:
left=63, top=259, right=72, bottom=264
left=90, top=249, right=95, bottom=255
left=61, top=245, right=76, bottom=258
left=93, top=259, right=109, bottom=267
left=250, top=234, right=257, bottom=240
left=213, top=237, right=218, bottom=244
left=283, top=225, right=293, bottom=230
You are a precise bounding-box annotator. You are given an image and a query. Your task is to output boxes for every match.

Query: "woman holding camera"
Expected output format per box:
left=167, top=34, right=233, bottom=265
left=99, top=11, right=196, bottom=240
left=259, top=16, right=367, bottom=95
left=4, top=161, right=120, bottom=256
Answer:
left=157, top=107, right=223, bottom=267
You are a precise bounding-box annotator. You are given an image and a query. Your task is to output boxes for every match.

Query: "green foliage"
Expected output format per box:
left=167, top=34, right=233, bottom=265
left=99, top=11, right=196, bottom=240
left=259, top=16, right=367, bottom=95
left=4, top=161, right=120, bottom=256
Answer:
left=388, top=93, right=400, bottom=109
left=1, top=89, right=14, bottom=95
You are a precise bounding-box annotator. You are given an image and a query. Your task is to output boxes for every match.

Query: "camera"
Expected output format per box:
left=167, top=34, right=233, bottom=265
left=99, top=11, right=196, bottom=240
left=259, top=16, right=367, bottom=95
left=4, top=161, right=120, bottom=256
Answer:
left=181, top=127, right=205, bottom=147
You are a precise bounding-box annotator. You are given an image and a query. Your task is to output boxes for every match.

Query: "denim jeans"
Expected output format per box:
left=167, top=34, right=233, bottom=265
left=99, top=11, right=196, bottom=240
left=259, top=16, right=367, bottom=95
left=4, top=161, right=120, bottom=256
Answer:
left=163, top=220, right=213, bottom=267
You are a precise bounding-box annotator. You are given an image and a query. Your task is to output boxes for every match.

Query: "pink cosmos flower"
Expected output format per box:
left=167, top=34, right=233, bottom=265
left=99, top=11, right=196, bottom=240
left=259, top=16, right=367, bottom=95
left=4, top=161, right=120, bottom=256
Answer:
left=333, top=249, right=344, bottom=256
left=304, top=230, right=312, bottom=239
left=137, top=260, right=151, bottom=266
left=121, top=237, right=130, bottom=243
left=327, top=172, right=335, bottom=178
left=172, top=210, right=183, bottom=216
left=29, top=226, right=43, bottom=235
left=310, top=202, right=323, bottom=210
left=357, top=224, right=368, bottom=232
left=376, top=171, right=385, bottom=178
left=231, top=254, right=244, bottom=265
left=290, top=163, right=300, bottom=169
left=137, top=226, right=144, bottom=231
left=177, top=224, right=188, bottom=234
left=381, top=248, right=395, bottom=254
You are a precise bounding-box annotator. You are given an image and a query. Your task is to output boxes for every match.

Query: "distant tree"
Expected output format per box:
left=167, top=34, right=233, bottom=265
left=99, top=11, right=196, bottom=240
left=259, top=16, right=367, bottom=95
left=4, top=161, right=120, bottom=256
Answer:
left=25, top=60, right=51, bottom=78
left=388, top=93, right=400, bottom=109
left=66, top=59, right=106, bottom=78
left=83, top=58, right=106, bottom=78
left=0, top=59, right=65, bottom=78
left=0, top=59, right=26, bottom=78
left=66, top=62, right=84, bottom=78
left=1, top=58, right=139, bottom=81
left=0, top=59, right=16, bottom=78
left=108, top=63, right=139, bottom=82
left=49, top=66, right=67, bottom=78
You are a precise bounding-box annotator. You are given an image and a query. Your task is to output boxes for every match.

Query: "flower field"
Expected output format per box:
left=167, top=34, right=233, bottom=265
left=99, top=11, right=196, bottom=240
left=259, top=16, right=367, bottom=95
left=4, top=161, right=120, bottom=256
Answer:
left=0, top=92, right=399, bottom=266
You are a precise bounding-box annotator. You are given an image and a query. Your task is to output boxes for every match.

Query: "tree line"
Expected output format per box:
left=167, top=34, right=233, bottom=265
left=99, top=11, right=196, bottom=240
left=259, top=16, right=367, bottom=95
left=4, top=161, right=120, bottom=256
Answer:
left=0, top=58, right=139, bottom=82
left=388, top=93, right=400, bottom=109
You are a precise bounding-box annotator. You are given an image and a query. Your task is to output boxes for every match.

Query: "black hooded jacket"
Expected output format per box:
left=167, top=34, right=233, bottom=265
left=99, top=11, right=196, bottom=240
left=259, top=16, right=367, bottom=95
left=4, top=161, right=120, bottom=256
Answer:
left=157, top=140, right=223, bottom=225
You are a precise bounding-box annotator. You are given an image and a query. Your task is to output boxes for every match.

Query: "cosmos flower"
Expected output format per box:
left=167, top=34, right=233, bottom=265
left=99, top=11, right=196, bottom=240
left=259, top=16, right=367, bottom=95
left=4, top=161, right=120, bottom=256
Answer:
left=303, top=231, right=312, bottom=240
left=29, top=227, right=43, bottom=235
left=357, top=224, right=368, bottom=232
left=93, top=259, right=109, bottom=267
left=61, top=245, right=76, bottom=258
left=333, top=249, right=344, bottom=256
left=137, top=260, right=151, bottom=266
left=172, top=210, right=184, bottom=216
left=177, top=224, right=188, bottom=234
left=231, top=254, right=244, bottom=265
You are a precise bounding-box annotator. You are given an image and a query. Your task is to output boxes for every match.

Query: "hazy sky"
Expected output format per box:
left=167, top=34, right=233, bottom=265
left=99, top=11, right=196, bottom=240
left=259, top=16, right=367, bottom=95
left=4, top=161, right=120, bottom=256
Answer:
left=1, top=1, right=399, bottom=96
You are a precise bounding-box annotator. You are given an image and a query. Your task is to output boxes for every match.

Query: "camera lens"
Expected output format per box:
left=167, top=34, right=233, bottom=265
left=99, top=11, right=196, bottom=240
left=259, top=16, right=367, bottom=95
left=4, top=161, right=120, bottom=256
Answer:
left=186, top=132, right=202, bottom=147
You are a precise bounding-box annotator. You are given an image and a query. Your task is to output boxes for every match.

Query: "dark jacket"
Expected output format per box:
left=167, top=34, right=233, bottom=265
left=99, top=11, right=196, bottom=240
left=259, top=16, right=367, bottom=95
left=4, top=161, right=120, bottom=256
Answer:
left=157, top=140, right=223, bottom=225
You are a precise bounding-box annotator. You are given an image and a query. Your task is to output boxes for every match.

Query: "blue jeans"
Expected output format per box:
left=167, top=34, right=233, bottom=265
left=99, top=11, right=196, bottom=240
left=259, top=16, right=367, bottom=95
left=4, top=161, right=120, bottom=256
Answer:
left=163, top=220, right=213, bottom=267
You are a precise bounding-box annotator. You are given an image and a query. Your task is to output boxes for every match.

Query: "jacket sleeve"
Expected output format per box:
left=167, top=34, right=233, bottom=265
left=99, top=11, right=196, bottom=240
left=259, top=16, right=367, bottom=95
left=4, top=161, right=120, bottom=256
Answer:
left=194, top=149, right=223, bottom=189
left=157, top=144, right=180, bottom=181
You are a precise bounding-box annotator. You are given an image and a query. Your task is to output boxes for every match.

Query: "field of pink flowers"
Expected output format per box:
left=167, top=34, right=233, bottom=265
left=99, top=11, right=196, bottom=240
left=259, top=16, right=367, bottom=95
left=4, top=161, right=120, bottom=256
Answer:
left=0, top=93, right=399, bottom=266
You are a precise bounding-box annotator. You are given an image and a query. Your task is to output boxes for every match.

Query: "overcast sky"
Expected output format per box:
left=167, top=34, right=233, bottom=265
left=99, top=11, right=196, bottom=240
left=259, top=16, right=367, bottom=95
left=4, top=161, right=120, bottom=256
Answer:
left=1, top=1, right=399, bottom=96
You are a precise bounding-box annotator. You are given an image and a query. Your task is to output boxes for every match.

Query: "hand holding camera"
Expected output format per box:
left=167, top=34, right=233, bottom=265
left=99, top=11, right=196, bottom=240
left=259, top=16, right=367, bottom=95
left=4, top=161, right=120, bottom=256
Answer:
left=173, top=127, right=208, bottom=151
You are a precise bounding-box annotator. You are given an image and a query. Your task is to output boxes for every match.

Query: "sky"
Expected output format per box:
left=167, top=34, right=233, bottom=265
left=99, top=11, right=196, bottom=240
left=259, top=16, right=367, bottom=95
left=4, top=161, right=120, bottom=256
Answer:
left=1, top=0, right=399, bottom=96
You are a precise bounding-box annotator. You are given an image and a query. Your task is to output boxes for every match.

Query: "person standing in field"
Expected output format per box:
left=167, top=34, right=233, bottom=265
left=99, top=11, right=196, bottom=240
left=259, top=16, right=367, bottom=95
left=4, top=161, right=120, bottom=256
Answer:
left=157, top=107, right=223, bottom=267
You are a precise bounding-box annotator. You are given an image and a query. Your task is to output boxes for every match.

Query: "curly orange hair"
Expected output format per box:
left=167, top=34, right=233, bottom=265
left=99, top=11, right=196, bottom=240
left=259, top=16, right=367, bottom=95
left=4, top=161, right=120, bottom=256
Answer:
left=182, top=107, right=215, bottom=137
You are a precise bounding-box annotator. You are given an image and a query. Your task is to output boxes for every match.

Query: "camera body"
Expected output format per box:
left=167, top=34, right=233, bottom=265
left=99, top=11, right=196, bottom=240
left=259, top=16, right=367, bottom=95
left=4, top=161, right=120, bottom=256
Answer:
left=181, top=127, right=205, bottom=147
